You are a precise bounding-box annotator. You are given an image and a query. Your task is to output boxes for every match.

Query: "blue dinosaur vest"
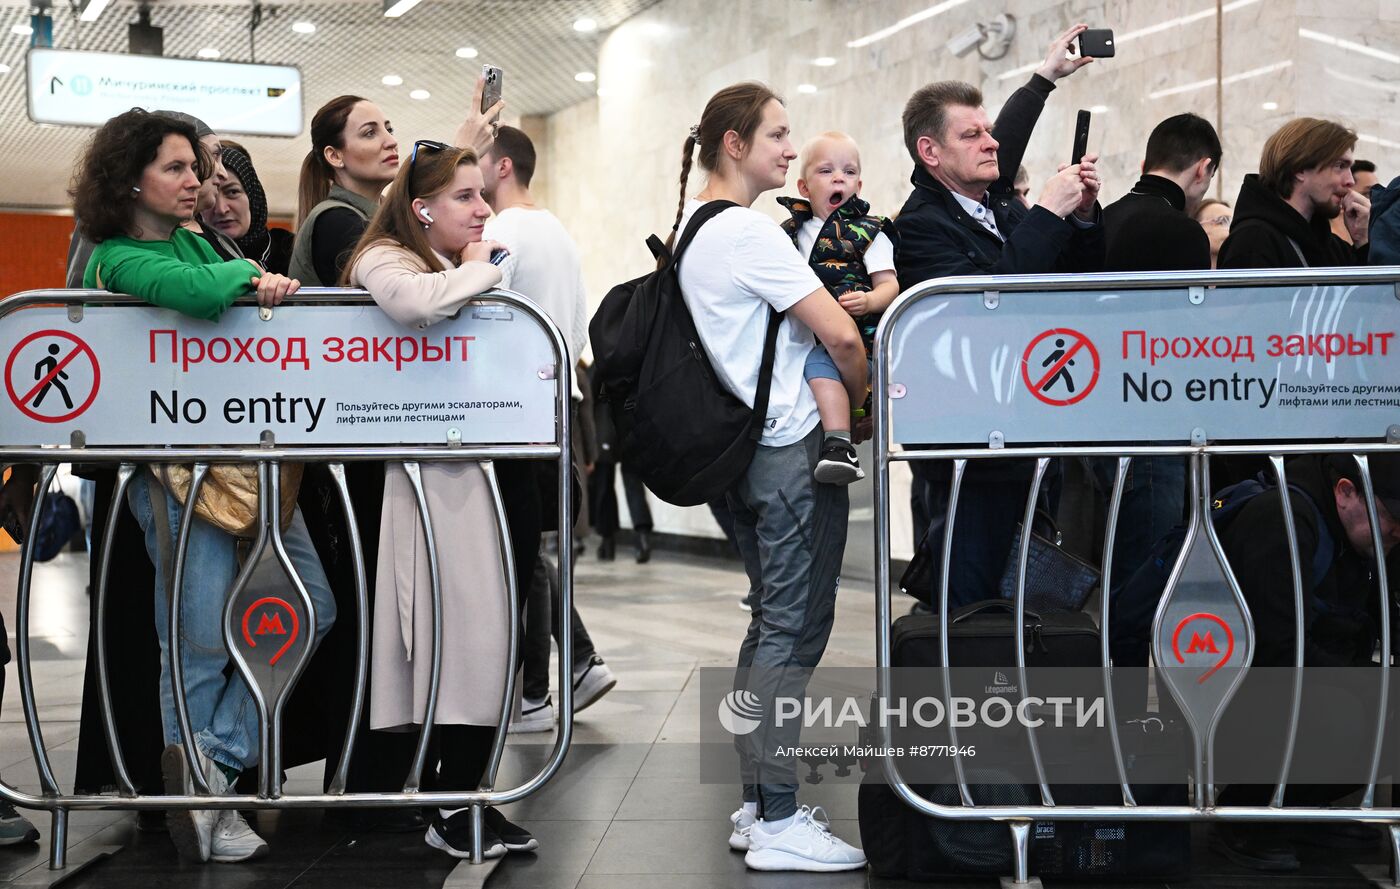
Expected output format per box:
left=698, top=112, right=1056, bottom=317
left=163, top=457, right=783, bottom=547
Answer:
left=778, top=195, right=897, bottom=351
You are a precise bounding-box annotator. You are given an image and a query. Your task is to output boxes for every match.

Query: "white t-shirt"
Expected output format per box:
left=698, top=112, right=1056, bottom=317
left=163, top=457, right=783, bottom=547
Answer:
left=795, top=216, right=896, bottom=273
left=483, top=207, right=587, bottom=398
left=677, top=199, right=824, bottom=447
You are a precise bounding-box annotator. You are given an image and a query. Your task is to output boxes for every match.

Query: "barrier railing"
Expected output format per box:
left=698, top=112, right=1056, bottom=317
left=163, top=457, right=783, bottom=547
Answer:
left=872, top=267, right=1400, bottom=887
left=0, top=288, right=573, bottom=880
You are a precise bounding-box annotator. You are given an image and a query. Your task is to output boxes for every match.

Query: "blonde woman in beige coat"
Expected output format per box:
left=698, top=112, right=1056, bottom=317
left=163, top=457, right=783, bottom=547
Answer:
left=345, top=140, right=538, bottom=861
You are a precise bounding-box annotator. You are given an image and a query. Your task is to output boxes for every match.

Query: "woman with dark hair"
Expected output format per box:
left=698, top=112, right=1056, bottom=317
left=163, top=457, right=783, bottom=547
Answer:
left=290, top=77, right=502, bottom=286
left=69, top=107, right=338, bottom=865
left=666, top=83, right=867, bottom=872
left=210, top=141, right=294, bottom=275
left=72, top=109, right=291, bottom=312
left=344, top=142, right=537, bottom=860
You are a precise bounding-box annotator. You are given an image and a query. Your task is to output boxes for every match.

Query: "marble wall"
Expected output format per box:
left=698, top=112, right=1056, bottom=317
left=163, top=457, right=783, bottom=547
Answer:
left=533, top=0, right=1400, bottom=551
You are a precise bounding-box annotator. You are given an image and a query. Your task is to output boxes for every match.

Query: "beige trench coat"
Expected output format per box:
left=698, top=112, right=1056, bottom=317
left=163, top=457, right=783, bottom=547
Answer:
left=370, top=461, right=511, bottom=729
left=350, top=242, right=511, bottom=730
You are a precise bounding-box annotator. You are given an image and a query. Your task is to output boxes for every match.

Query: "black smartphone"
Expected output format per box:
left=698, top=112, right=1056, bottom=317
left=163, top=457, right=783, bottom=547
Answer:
left=1072, top=109, right=1091, bottom=165
left=1076, top=28, right=1115, bottom=58
left=489, top=248, right=509, bottom=266
left=481, top=64, right=503, bottom=115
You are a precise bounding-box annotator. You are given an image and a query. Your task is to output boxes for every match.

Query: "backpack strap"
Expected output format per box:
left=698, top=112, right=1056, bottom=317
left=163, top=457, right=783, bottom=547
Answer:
left=670, top=199, right=739, bottom=266
left=748, top=309, right=782, bottom=442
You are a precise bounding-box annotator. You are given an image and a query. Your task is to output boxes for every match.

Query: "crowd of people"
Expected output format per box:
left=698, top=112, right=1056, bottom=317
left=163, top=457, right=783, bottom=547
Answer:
left=0, top=19, right=1397, bottom=879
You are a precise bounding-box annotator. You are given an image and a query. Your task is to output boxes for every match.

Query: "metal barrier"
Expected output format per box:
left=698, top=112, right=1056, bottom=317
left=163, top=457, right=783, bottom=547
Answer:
left=872, top=267, right=1400, bottom=887
left=0, top=288, right=573, bottom=882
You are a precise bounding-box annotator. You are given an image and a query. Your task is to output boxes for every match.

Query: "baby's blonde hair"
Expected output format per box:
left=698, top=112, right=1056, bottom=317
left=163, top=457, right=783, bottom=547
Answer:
left=799, top=131, right=862, bottom=180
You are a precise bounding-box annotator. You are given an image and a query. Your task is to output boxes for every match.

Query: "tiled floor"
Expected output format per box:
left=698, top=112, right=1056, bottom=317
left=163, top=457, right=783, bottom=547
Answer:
left=1, top=543, right=1396, bottom=888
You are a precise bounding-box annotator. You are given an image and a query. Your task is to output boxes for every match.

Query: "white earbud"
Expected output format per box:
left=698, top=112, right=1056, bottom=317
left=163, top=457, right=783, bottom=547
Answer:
left=419, top=208, right=434, bottom=224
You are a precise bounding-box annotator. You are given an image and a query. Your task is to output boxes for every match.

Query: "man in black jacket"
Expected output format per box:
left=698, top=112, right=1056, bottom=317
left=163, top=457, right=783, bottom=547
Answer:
left=1104, top=113, right=1218, bottom=272
left=1097, top=114, right=1220, bottom=585
left=1221, top=453, right=1399, bottom=669
left=1218, top=117, right=1370, bottom=268
left=895, top=24, right=1103, bottom=606
left=895, top=24, right=1104, bottom=290
left=1212, top=452, right=1400, bottom=871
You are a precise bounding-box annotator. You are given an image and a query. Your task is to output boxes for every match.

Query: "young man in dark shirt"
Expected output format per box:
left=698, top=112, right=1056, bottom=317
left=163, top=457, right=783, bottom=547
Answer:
left=1103, top=113, right=1218, bottom=272
left=1099, top=114, right=1220, bottom=582
left=1218, top=118, right=1370, bottom=268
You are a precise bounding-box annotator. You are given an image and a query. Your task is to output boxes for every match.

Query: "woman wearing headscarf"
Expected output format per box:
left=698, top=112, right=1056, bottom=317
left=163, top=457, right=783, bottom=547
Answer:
left=210, top=141, right=294, bottom=275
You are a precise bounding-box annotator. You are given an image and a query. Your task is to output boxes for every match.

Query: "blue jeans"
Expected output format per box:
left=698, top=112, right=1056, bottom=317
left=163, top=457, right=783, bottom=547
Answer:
left=729, top=427, right=848, bottom=821
left=1094, top=456, right=1187, bottom=590
left=128, top=471, right=336, bottom=772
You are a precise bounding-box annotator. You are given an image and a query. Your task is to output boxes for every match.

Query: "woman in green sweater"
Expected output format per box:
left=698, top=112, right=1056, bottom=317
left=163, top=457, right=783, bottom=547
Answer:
left=74, top=108, right=298, bottom=317
left=69, top=108, right=336, bottom=866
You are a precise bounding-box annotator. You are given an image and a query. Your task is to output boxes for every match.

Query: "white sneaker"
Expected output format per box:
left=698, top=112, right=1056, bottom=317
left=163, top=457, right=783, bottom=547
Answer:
left=728, top=808, right=756, bottom=851
left=211, top=809, right=269, bottom=863
left=160, top=744, right=217, bottom=863
left=744, top=805, right=867, bottom=872
left=571, top=656, right=617, bottom=712
left=508, top=695, right=555, bottom=733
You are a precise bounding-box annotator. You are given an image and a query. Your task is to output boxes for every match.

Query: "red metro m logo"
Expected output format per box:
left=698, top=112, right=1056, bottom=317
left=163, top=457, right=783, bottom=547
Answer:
left=1184, top=631, right=1218, bottom=654
left=240, top=597, right=301, bottom=666
left=1171, top=613, right=1235, bottom=685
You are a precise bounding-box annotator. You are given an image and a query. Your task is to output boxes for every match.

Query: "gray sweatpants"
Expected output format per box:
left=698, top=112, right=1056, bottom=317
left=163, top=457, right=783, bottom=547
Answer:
left=728, top=426, right=848, bottom=820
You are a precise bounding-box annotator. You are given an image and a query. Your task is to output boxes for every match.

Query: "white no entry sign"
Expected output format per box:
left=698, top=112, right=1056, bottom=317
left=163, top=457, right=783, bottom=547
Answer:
left=0, top=300, right=561, bottom=447
left=884, top=275, right=1400, bottom=445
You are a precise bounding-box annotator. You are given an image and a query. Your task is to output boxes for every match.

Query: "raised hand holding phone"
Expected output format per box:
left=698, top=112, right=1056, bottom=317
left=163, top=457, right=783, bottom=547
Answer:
left=1036, top=23, right=1095, bottom=81
left=456, top=72, right=505, bottom=157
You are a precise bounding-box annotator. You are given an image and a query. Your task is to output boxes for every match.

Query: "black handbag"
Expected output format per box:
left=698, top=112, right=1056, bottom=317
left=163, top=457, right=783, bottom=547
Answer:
left=995, top=515, right=1100, bottom=612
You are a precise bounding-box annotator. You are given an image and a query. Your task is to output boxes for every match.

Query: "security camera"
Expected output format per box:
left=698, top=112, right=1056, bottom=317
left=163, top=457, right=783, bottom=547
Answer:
left=945, top=24, right=984, bottom=58
left=945, top=14, right=1017, bottom=60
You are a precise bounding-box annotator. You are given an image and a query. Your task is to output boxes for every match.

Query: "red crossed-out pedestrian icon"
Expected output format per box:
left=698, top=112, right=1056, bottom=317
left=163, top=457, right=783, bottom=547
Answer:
left=4, top=329, right=101, bottom=424
left=1020, top=328, right=1100, bottom=406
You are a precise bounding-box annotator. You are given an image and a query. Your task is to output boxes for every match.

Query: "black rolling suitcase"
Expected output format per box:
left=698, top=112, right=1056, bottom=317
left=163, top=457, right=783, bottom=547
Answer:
left=858, top=600, right=1191, bottom=881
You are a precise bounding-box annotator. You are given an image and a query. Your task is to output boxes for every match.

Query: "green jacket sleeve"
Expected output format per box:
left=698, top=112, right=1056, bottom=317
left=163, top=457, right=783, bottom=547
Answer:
left=95, top=248, right=258, bottom=321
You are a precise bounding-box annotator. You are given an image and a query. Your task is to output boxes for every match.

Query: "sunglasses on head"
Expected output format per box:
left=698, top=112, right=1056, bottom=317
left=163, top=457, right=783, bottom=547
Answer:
left=409, top=139, right=453, bottom=185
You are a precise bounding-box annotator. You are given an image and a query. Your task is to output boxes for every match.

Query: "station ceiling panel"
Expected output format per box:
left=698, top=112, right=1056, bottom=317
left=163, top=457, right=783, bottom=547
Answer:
left=0, top=0, right=659, bottom=212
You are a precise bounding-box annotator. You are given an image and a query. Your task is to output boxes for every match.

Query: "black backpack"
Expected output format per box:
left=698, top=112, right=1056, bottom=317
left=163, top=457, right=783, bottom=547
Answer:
left=588, top=201, right=781, bottom=507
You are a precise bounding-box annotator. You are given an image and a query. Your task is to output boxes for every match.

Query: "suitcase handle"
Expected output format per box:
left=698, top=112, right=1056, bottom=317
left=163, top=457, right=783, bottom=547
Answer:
left=949, top=598, right=1043, bottom=625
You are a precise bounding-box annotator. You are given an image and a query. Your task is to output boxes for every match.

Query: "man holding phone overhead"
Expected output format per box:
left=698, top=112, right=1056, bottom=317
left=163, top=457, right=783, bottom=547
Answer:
left=894, top=23, right=1105, bottom=289
left=894, top=23, right=1107, bottom=607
